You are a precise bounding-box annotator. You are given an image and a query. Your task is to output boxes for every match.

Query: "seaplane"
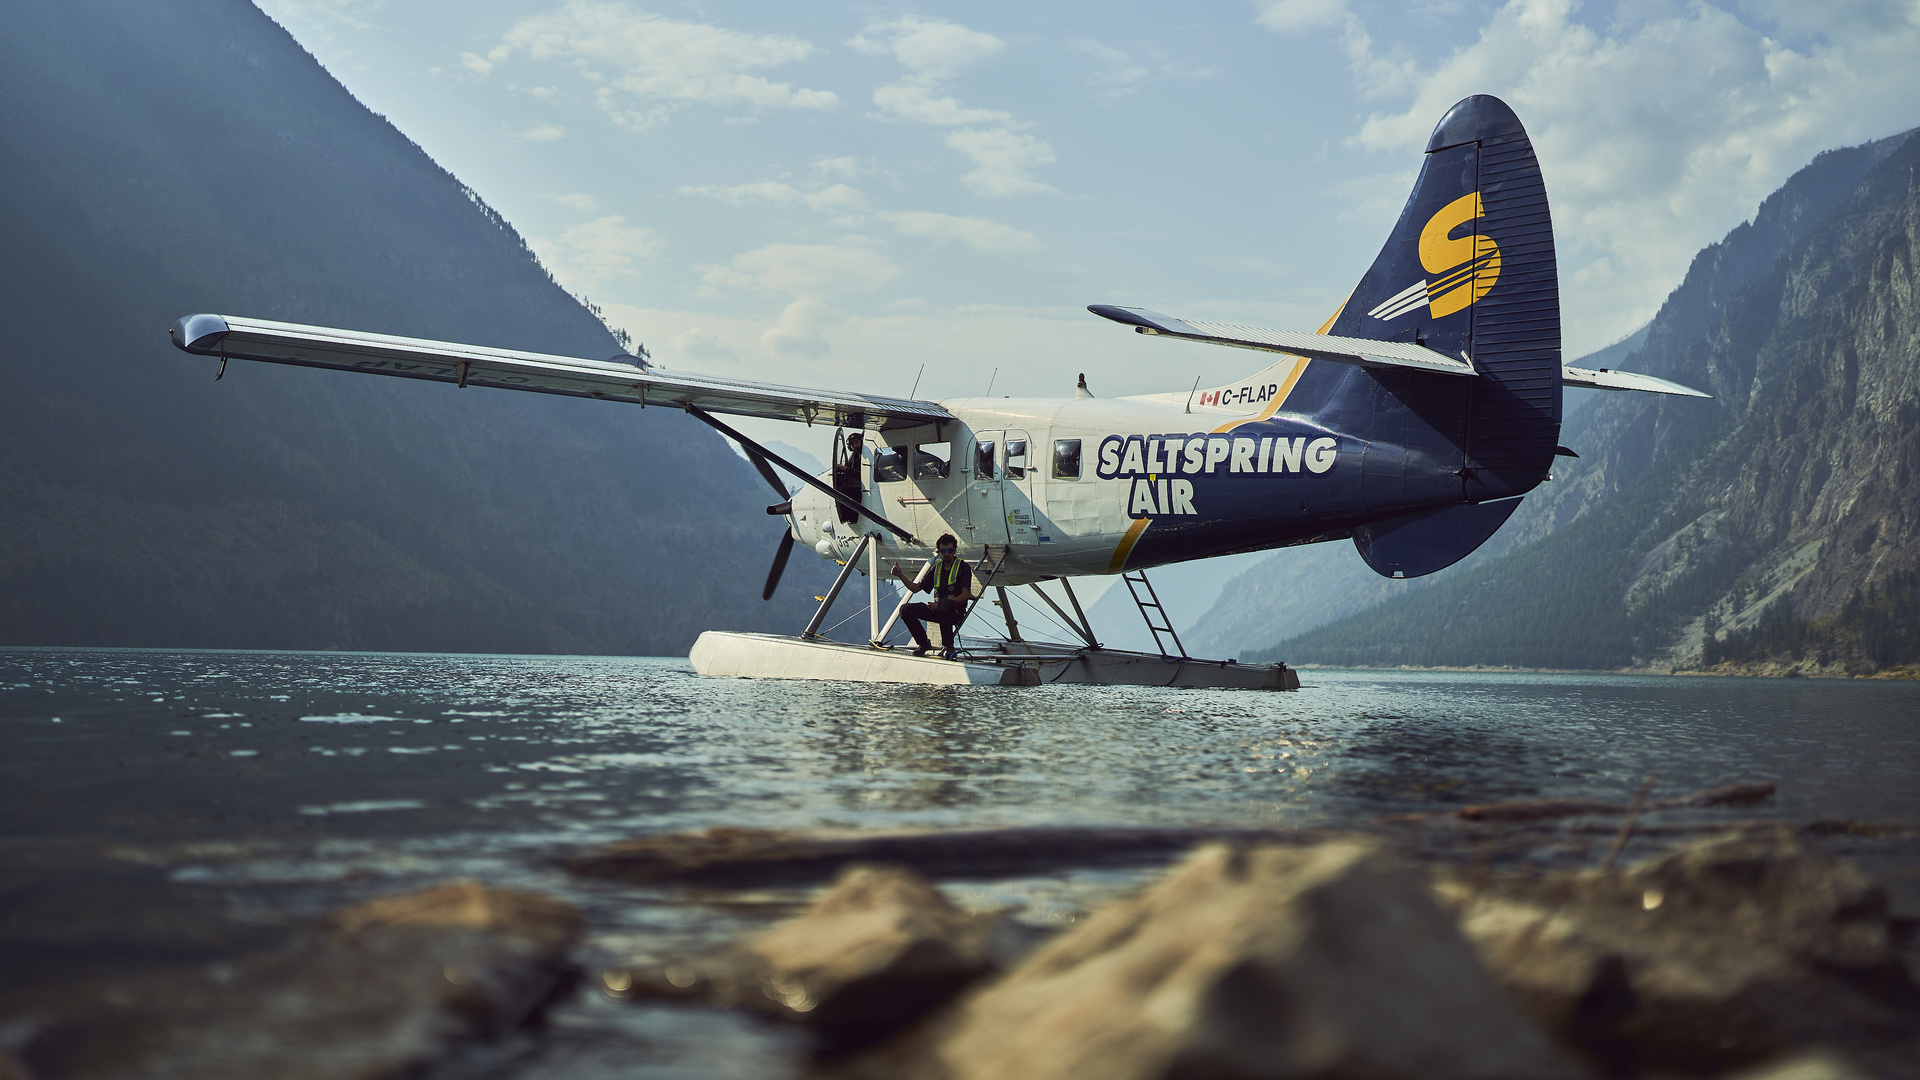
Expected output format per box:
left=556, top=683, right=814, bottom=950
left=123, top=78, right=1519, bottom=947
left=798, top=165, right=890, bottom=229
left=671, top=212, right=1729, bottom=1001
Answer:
left=169, top=96, right=1706, bottom=689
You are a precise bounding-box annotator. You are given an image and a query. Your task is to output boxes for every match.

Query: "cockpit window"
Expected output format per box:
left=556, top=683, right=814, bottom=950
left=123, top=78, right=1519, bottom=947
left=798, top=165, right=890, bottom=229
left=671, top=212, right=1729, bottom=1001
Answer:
left=1052, top=439, right=1082, bottom=480
left=975, top=439, right=995, bottom=479
left=1005, top=439, right=1028, bottom=480
left=914, top=441, right=951, bottom=479
left=873, top=445, right=907, bottom=483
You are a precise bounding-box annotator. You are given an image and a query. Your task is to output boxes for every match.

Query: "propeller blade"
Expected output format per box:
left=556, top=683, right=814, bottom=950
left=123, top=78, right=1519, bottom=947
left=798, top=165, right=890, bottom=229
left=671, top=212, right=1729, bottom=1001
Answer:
left=744, top=446, right=788, bottom=499
left=762, top=530, right=796, bottom=601
left=767, top=501, right=792, bottom=516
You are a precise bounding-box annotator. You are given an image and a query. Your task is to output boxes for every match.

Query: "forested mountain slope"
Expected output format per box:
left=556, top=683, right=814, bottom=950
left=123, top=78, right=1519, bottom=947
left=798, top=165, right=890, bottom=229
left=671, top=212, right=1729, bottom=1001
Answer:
left=0, top=0, right=827, bottom=653
left=1248, top=127, right=1920, bottom=672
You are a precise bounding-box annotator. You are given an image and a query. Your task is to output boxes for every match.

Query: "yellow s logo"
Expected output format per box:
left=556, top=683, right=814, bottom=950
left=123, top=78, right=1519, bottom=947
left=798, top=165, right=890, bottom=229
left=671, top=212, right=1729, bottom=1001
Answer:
left=1418, top=192, right=1500, bottom=319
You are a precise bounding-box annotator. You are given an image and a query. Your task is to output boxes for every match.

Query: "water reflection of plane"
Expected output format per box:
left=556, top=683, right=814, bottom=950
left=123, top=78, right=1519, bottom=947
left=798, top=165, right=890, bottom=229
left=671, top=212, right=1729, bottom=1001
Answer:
left=169, top=96, right=1703, bottom=690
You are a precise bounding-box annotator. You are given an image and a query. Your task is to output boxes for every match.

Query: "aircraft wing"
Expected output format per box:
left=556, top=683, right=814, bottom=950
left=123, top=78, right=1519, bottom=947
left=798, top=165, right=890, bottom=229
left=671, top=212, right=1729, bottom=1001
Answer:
left=169, top=314, right=953, bottom=430
left=1561, top=364, right=1711, bottom=398
left=1088, top=304, right=1475, bottom=377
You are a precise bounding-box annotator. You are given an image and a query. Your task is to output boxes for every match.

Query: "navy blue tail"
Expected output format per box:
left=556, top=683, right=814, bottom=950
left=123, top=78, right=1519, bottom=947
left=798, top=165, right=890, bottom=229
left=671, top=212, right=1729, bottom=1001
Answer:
left=1282, top=95, right=1560, bottom=576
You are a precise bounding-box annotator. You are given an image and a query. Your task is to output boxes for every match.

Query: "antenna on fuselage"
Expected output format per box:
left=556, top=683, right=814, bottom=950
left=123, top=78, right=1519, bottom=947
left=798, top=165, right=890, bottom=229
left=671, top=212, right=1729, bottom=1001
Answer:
left=909, top=363, right=925, bottom=399
left=985, top=367, right=998, bottom=397
left=1184, top=375, right=1201, bottom=413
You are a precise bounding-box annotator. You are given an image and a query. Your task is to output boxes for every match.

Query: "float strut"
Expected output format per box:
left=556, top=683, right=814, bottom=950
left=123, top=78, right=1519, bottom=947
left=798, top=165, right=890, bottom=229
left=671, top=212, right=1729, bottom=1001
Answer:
left=804, top=534, right=870, bottom=639
left=1057, top=578, right=1099, bottom=648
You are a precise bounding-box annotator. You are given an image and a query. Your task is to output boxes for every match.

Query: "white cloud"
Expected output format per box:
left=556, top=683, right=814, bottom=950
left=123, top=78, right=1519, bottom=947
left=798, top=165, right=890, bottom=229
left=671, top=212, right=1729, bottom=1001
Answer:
left=550, top=192, right=600, bottom=211
left=847, top=15, right=1060, bottom=196
left=699, top=243, right=901, bottom=298
left=871, top=83, right=1016, bottom=126
left=511, top=122, right=566, bottom=142
left=1068, top=39, right=1216, bottom=99
left=668, top=326, right=736, bottom=362
left=484, top=1, right=837, bottom=129
left=946, top=129, right=1061, bottom=197
left=803, top=184, right=866, bottom=215
left=761, top=299, right=841, bottom=357
left=534, top=215, right=662, bottom=291
left=1251, top=0, right=1349, bottom=33
left=848, top=16, right=1006, bottom=80
left=678, top=180, right=805, bottom=205
left=678, top=180, right=869, bottom=221
left=813, top=156, right=861, bottom=179
left=879, top=211, right=1038, bottom=253
left=1273, top=0, right=1920, bottom=352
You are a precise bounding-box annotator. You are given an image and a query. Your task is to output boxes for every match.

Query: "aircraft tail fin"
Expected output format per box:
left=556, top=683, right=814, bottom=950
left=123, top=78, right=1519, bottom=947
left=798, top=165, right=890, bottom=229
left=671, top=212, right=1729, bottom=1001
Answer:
left=1327, top=94, right=1561, bottom=504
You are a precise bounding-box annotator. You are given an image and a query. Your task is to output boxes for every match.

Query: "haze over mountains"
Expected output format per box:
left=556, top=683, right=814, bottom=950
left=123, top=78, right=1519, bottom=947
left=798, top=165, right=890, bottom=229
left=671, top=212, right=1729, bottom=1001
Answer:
left=1225, top=129, right=1919, bottom=673
left=0, top=0, right=829, bottom=654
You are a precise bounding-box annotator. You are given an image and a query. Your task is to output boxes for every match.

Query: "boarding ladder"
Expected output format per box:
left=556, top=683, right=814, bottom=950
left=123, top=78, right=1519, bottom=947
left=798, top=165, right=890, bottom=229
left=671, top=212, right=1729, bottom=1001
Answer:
left=1122, top=570, right=1188, bottom=660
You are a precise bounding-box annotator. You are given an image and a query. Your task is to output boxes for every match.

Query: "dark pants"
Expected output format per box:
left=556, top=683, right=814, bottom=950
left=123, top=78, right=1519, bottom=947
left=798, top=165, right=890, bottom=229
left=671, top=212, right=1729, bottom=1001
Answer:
left=901, top=602, right=965, bottom=649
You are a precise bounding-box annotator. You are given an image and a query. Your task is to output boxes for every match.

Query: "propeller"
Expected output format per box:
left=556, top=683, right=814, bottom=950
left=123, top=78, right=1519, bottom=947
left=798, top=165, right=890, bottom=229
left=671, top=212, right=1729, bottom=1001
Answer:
left=763, top=530, right=795, bottom=601
left=744, top=446, right=799, bottom=600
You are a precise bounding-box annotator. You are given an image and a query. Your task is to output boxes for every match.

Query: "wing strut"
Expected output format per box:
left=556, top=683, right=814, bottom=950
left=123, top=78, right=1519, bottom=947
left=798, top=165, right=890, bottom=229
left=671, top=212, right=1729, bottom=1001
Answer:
left=683, top=407, right=916, bottom=544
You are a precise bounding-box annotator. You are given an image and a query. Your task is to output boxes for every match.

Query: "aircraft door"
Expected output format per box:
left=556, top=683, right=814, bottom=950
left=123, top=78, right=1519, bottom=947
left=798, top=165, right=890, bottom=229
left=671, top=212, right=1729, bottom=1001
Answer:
left=965, top=430, right=1010, bottom=546
left=1000, top=429, right=1039, bottom=544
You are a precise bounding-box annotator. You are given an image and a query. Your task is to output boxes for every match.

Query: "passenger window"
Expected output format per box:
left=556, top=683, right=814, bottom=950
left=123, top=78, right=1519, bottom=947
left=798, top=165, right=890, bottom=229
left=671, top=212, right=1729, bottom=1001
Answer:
left=873, top=445, right=907, bottom=483
left=1052, top=438, right=1082, bottom=480
left=1006, top=439, right=1028, bottom=480
left=914, top=441, right=951, bottom=480
left=975, top=439, right=996, bottom=479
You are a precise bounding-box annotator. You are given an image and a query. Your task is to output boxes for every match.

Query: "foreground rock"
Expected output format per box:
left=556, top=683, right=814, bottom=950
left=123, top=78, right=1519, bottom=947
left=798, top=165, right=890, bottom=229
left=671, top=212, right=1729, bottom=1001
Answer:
left=909, top=840, right=1584, bottom=1080
left=11, top=880, right=581, bottom=1079
left=628, top=865, right=1029, bottom=1048
left=1442, top=826, right=1920, bottom=1077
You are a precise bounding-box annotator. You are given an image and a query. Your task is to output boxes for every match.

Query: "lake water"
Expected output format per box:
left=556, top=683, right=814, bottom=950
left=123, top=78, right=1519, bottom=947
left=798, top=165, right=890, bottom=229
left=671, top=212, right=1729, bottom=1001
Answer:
left=3, top=647, right=1916, bottom=1076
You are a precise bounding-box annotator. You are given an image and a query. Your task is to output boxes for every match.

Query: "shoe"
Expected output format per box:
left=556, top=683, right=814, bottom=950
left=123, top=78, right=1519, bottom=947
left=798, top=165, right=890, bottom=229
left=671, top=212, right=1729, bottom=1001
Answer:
left=911, top=645, right=931, bottom=657
left=940, top=648, right=958, bottom=661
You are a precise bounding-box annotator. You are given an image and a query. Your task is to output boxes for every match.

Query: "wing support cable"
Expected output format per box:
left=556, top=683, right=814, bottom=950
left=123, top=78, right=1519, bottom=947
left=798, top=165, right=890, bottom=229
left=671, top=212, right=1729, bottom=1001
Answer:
left=684, top=406, right=916, bottom=544
left=1027, top=581, right=1100, bottom=650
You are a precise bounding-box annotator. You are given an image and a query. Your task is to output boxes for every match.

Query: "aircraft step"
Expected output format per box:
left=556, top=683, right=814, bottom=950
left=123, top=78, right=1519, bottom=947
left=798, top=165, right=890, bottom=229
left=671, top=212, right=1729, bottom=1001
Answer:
left=1121, top=571, right=1188, bottom=659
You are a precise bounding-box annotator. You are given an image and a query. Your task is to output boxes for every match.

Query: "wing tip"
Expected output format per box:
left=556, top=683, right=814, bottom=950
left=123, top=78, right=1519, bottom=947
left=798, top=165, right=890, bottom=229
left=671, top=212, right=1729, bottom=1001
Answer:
left=170, top=314, right=231, bottom=354
left=1088, top=304, right=1152, bottom=328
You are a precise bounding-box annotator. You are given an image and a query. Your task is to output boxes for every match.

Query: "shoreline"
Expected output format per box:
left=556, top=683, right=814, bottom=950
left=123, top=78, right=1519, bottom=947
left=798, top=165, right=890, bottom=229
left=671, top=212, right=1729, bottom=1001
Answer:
left=1288, top=662, right=1920, bottom=680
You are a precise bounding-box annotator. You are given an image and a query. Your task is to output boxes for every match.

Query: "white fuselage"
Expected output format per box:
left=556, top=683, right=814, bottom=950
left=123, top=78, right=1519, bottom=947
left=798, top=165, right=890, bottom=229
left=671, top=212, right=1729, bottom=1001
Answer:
left=786, top=358, right=1365, bottom=585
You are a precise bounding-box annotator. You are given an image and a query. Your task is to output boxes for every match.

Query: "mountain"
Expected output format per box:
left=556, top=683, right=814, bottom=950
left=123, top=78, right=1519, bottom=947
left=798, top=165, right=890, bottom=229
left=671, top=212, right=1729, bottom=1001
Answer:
left=0, top=0, right=830, bottom=653
left=1243, top=126, right=1920, bottom=673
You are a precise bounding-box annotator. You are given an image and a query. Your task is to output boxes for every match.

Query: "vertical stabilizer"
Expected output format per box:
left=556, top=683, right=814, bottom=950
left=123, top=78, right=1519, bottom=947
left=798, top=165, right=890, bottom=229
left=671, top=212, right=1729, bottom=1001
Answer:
left=1326, top=94, right=1562, bottom=503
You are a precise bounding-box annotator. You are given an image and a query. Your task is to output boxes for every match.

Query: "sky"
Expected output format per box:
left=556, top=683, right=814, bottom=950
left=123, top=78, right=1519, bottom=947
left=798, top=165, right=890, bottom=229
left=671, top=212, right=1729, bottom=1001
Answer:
left=255, top=0, right=1920, bottom=465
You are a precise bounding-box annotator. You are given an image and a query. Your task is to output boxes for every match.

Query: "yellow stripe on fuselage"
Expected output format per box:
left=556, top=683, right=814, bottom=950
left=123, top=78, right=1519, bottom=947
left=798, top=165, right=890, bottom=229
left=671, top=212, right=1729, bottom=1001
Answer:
left=1107, top=517, right=1151, bottom=574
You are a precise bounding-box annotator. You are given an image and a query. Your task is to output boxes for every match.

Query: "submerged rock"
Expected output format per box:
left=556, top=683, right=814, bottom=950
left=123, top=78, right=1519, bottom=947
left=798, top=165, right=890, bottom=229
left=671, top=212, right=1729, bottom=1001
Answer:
left=629, top=864, right=1029, bottom=1048
left=1443, top=826, right=1920, bottom=1076
left=13, top=880, right=580, bottom=1080
left=565, top=824, right=1327, bottom=886
left=917, top=840, right=1583, bottom=1080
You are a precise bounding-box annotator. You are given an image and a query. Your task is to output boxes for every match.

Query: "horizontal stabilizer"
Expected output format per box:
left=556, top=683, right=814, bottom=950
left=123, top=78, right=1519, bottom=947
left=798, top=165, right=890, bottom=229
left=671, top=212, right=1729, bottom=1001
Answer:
left=1562, top=364, right=1710, bottom=398
left=169, top=314, right=952, bottom=430
left=1088, top=305, right=1475, bottom=377
left=1352, top=497, right=1523, bottom=579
